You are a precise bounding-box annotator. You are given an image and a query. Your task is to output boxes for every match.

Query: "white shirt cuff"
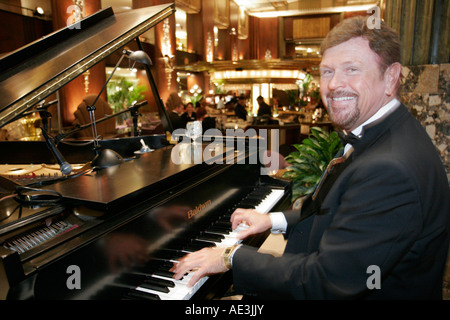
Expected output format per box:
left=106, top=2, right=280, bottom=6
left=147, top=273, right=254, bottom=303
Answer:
left=269, top=212, right=287, bottom=234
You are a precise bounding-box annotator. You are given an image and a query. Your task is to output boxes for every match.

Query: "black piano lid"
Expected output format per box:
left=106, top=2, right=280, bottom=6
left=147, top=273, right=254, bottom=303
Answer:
left=44, top=144, right=240, bottom=211
left=0, top=3, right=175, bottom=128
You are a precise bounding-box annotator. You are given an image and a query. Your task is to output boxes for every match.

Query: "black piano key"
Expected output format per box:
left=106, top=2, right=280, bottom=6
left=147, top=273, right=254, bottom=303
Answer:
left=201, top=231, right=225, bottom=240
left=214, top=220, right=232, bottom=229
left=139, top=281, right=170, bottom=293
left=133, top=261, right=165, bottom=275
left=183, top=240, right=215, bottom=251
left=153, top=249, right=187, bottom=260
left=157, top=261, right=175, bottom=271
left=154, top=269, right=177, bottom=279
left=115, top=273, right=149, bottom=286
left=196, top=233, right=222, bottom=242
left=164, top=239, right=189, bottom=251
left=124, top=289, right=161, bottom=300
left=251, top=186, right=272, bottom=195
left=241, top=197, right=263, bottom=204
left=221, top=212, right=233, bottom=219
left=131, top=262, right=179, bottom=280
left=246, top=198, right=264, bottom=204
left=165, top=237, right=211, bottom=251
left=237, top=203, right=257, bottom=209
left=206, top=226, right=230, bottom=235
left=245, top=201, right=262, bottom=206
left=245, top=194, right=264, bottom=201
left=183, top=244, right=205, bottom=252
left=211, top=219, right=232, bottom=227
left=144, top=276, right=175, bottom=288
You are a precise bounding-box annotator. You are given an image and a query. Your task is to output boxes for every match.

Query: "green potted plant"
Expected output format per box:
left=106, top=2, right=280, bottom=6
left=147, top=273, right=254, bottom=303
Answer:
left=282, top=127, right=342, bottom=202
left=107, top=77, right=147, bottom=125
left=190, top=94, right=203, bottom=106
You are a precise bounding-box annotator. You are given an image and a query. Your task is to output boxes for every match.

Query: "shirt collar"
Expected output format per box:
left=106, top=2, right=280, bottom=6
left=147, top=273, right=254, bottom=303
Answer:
left=343, top=98, right=400, bottom=154
left=351, top=98, right=401, bottom=137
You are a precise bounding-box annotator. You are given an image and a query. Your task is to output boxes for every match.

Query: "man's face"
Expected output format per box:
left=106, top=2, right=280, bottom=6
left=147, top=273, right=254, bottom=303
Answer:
left=319, top=37, right=391, bottom=132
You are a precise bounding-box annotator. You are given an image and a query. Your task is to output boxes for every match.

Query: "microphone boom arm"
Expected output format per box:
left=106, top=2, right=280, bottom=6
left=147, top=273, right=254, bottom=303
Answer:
left=54, top=100, right=147, bottom=145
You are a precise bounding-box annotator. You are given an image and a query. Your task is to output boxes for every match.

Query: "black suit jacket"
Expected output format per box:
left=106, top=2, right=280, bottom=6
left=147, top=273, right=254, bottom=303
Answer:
left=234, top=103, right=248, bottom=121
left=180, top=112, right=196, bottom=127
left=257, top=102, right=272, bottom=117
left=233, top=104, right=450, bottom=299
left=168, top=111, right=184, bottom=132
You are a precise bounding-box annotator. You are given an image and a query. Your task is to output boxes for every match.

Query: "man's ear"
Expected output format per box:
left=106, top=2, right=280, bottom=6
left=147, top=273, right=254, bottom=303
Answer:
left=384, top=62, right=402, bottom=96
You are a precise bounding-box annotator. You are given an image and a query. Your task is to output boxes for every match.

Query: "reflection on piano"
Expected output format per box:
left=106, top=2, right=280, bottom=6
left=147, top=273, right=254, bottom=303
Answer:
left=71, top=180, right=285, bottom=301
left=0, top=4, right=292, bottom=300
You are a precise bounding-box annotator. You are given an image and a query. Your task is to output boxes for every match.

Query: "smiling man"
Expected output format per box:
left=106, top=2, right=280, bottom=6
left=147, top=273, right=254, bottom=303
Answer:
left=171, top=16, right=450, bottom=300
left=319, top=21, right=402, bottom=134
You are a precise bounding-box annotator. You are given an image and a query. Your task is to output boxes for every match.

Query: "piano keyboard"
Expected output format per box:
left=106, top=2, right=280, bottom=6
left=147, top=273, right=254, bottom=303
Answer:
left=85, top=186, right=285, bottom=300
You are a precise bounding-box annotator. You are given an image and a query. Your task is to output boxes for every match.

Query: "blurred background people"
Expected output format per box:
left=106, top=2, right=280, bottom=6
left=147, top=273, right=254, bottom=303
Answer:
left=181, top=102, right=196, bottom=127
left=195, top=107, right=216, bottom=133
left=234, top=95, right=248, bottom=121
left=256, top=96, right=272, bottom=117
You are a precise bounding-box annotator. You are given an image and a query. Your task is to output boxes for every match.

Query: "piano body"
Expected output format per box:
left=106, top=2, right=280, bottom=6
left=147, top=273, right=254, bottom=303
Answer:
left=0, top=4, right=291, bottom=300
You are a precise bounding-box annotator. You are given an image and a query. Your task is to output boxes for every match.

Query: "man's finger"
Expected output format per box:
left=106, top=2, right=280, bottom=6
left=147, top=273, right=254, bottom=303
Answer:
left=187, top=269, right=204, bottom=288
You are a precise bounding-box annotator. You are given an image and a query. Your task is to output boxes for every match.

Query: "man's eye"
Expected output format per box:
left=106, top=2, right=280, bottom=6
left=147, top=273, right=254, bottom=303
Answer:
left=320, top=69, right=332, bottom=76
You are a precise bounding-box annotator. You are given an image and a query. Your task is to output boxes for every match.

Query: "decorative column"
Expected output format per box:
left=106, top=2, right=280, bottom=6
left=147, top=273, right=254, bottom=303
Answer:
left=161, top=18, right=176, bottom=91
left=384, top=0, right=450, bottom=176
left=384, top=0, right=449, bottom=65
left=411, top=0, right=434, bottom=65
left=50, top=0, right=105, bottom=126
left=201, top=0, right=215, bottom=95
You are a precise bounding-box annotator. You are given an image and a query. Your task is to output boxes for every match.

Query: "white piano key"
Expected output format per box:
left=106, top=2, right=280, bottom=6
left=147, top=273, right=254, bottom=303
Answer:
left=136, top=272, right=209, bottom=300
left=254, top=189, right=285, bottom=213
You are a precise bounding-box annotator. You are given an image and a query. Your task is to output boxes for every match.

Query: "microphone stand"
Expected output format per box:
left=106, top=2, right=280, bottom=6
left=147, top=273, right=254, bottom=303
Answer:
left=129, top=101, right=142, bottom=137
left=54, top=100, right=147, bottom=145
left=79, top=49, right=152, bottom=169
left=22, top=99, right=58, bottom=134
left=87, top=51, right=126, bottom=159
left=41, top=127, right=73, bottom=175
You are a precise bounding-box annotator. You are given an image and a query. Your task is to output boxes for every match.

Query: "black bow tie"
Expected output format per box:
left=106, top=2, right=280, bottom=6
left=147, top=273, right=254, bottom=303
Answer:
left=338, top=131, right=361, bottom=145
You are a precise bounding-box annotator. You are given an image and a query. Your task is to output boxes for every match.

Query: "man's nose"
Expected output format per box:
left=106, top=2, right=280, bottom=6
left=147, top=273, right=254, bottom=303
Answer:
left=327, top=72, right=345, bottom=90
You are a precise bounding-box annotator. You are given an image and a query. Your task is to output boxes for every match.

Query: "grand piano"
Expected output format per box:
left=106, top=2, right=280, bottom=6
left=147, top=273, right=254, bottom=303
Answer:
left=0, top=4, right=291, bottom=300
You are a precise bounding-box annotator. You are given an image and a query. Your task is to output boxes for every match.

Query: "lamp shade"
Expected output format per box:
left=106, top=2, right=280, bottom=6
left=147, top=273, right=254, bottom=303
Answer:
left=125, top=50, right=152, bottom=65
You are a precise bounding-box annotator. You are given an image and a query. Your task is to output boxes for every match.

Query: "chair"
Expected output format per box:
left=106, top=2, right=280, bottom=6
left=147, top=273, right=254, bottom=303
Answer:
left=73, top=94, right=118, bottom=139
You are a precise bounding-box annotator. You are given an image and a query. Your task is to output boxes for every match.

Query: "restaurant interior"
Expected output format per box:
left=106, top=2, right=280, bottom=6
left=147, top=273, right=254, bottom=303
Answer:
left=0, top=0, right=448, bottom=300
left=0, top=1, right=447, bottom=163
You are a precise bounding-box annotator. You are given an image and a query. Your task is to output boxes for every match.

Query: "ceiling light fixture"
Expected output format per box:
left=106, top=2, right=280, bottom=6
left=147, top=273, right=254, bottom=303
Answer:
left=34, top=6, right=44, bottom=17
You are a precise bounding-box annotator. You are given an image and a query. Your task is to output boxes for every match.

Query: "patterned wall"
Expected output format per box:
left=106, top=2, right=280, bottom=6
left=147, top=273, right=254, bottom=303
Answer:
left=399, top=63, right=450, bottom=178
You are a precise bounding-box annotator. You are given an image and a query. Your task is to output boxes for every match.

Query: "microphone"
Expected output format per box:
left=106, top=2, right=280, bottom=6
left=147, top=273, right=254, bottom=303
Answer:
left=41, top=128, right=73, bottom=175
left=130, top=100, right=148, bottom=108
left=39, top=99, right=58, bottom=109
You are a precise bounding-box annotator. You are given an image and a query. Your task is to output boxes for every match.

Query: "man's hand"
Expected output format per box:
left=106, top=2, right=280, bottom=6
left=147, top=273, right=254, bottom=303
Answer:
left=170, top=208, right=272, bottom=288
left=170, top=247, right=228, bottom=288
left=231, top=208, right=272, bottom=240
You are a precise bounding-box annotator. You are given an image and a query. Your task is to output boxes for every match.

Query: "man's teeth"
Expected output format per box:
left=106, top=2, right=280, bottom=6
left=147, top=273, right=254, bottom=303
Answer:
left=332, top=96, right=355, bottom=101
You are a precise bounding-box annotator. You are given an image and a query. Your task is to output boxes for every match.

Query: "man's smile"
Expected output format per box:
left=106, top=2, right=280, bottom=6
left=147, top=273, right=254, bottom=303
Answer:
left=332, top=96, right=357, bottom=102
